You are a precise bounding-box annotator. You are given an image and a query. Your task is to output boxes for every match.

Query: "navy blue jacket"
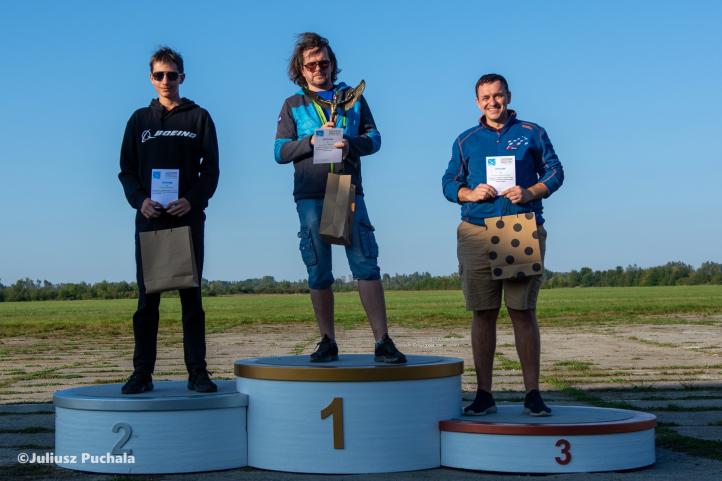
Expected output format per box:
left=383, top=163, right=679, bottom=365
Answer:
left=442, top=112, right=564, bottom=225
left=274, top=83, right=381, bottom=201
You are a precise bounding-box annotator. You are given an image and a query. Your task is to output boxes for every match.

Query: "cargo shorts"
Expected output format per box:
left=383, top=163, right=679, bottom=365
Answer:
left=296, top=195, right=381, bottom=289
left=457, top=220, right=547, bottom=311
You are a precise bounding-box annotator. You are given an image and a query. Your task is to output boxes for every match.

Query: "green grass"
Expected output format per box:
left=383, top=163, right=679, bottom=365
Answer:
left=554, top=360, right=594, bottom=371
left=627, top=336, right=678, bottom=348
left=494, top=353, right=521, bottom=371
left=1, top=285, right=721, bottom=337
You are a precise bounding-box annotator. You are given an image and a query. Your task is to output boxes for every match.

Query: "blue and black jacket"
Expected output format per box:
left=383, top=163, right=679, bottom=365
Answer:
left=442, top=112, right=564, bottom=226
left=274, top=82, right=381, bottom=201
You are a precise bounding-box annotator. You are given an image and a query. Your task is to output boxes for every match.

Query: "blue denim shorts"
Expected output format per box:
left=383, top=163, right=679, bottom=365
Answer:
left=296, top=196, right=381, bottom=289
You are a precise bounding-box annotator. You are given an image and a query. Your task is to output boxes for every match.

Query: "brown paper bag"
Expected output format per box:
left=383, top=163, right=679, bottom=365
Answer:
left=320, top=173, right=356, bottom=245
left=139, top=226, right=199, bottom=294
left=485, top=212, right=543, bottom=280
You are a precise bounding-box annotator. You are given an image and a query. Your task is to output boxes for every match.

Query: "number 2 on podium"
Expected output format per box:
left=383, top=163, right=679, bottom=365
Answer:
left=321, top=397, right=344, bottom=449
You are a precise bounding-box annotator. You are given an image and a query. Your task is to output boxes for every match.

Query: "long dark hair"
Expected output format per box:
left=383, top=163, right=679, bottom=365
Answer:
left=288, top=32, right=340, bottom=86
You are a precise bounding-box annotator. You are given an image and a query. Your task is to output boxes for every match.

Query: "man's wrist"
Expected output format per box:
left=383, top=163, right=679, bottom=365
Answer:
left=457, top=187, right=470, bottom=203
left=527, top=183, right=548, bottom=201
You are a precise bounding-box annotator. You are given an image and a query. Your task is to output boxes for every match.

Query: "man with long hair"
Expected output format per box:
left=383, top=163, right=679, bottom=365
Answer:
left=275, top=33, right=405, bottom=363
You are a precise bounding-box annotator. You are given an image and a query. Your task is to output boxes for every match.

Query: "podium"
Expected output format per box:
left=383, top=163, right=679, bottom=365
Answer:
left=440, top=405, right=656, bottom=472
left=53, top=381, right=247, bottom=474
left=53, top=358, right=656, bottom=475
left=235, top=354, right=463, bottom=473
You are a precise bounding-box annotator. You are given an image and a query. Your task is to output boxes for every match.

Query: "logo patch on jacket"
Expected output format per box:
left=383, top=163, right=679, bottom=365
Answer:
left=141, top=129, right=197, bottom=143
left=506, top=136, right=529, bottom=151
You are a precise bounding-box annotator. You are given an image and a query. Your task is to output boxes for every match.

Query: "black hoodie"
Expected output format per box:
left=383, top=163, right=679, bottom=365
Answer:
left=118, top=98, right=219, bottom=228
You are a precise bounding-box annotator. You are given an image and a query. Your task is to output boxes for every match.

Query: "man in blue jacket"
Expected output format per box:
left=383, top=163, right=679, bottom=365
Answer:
left=442, top=74, right=564, bottom=416
left=275, top=32, right=405, bottom=364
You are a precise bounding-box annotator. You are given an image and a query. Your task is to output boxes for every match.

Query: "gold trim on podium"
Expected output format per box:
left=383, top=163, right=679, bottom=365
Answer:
left=234, top=359, right=463, bottom=382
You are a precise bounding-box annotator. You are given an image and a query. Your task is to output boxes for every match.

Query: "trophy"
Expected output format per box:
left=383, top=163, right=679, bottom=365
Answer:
left=303, top=80, right=366, bottom=123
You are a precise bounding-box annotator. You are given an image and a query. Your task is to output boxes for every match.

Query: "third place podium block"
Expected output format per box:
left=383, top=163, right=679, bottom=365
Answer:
left=440, top=405, right=656, bottom=473
left=235, top=354, right=463, bottom=474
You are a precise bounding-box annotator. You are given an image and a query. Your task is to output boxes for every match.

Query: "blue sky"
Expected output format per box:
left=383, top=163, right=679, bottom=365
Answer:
left=1, top=0, right=720, bottom=284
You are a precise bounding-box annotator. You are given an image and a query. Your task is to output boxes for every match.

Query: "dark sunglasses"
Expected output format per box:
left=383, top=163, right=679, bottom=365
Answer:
left=152, top=71, right=180, bottom=81
left=303, top=60, right=331, bottom=72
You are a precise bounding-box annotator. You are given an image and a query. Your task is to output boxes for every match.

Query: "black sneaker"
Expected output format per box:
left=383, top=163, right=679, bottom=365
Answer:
left=188, top=368, right=218, bottom=393
left=464, top=389, right=497, bottom=416
left=310, top=335, right=339, bottom=362
left=523, top=389, right=552, bottom=416
left=121, top=372, right=153, bottom=395
left=374, top=334, right=407, bottom=364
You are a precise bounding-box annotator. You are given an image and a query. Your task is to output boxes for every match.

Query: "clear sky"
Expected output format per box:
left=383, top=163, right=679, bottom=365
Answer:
left=1, top=0, right=720, bottom=284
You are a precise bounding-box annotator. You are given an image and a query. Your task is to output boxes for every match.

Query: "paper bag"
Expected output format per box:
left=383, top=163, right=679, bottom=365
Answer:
left=486, top=212, right=543, bottom=280
left=139, top=226, right=199, bottom=294
left=320, top=173, right=356, bottom=245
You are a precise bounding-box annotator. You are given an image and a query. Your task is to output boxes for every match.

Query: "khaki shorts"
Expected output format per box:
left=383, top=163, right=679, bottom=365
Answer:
left=457, top=221, right=547, bottom=311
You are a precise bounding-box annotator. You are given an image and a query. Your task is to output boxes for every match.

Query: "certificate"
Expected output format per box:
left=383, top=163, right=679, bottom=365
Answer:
left=485, top=156, right=516, bottom=194
left=313, top=128, right=343, bottom=164
left=150, top=168, right=179, bottom=208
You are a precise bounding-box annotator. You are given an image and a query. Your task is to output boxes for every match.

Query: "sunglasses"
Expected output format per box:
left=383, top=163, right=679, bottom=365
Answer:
left=303, top=60, right=331, bottom=72
left=151, top=71, right=180, bottom=81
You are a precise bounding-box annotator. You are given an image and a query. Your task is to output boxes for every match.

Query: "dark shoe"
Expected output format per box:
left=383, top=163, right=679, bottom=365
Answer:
left=464, top=389, right=497, bottom=416
left=121, top=372, right=153, bottom=395
left=188, top=368, right=218, bottom=393
left=310, top=335, right=339, bottom=362
left=374, top=334, right=407, bottom=364
left=523, top=389, right=552, bottom=416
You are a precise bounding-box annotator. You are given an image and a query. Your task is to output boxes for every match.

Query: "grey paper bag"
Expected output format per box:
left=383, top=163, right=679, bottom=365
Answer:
left=320, top=173, right=356, bottom=245
left=139, top=226, right=199, bottom=294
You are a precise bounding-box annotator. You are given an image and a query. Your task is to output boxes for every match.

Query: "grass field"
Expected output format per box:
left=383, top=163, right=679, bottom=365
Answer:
left=1, top=285, right=721, bottom=337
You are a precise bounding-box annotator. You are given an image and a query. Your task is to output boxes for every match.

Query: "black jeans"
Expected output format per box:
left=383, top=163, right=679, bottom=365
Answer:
left=132, top=217, right=206, bottom=375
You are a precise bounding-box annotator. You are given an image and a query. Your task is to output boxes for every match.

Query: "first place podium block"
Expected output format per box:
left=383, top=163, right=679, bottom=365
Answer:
left=53, top=381, right=248, bottom=474
left=235, top=354, right=463, bottom=474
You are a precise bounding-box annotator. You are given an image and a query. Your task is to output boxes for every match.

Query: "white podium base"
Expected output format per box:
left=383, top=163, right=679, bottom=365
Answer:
left=53, top=381, right=248, bottom=474
left=441, top=405, right=656, bottom=473
left=235, top=354, right=463, bottom=473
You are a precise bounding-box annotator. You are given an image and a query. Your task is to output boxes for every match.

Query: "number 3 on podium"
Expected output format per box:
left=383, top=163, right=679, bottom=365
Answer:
left=321, top=397, right=344, bottom=449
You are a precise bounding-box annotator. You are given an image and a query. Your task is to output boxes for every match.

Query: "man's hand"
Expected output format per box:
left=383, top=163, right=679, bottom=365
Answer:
left=140, top=198, right=162, bottom=219
left=501, top=183, right=548, bottom=204
left=501, top=186, right=533, bottom=204
left=167, top=198, right=191, bottom=217
left=310, top=121, right=335, bottom=145
left=458, top=184, right=497, bottom=203
left=334, top=139, right=349, bottom=159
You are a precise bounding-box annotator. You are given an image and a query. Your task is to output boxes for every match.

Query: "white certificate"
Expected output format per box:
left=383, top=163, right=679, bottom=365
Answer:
left=312, top=128, right=343, bottom=164
left=150, top=168, right=179, bottom=208
left=485, top=156, right=516, bottom=194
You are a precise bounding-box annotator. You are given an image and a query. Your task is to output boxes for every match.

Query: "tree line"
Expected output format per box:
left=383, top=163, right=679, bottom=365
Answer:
left=1, top=261, right=720, bottom=302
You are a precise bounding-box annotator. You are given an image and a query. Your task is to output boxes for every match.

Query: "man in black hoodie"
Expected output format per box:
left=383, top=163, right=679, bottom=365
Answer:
left=118, top=47, right=219, bottom=394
